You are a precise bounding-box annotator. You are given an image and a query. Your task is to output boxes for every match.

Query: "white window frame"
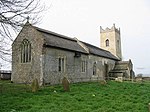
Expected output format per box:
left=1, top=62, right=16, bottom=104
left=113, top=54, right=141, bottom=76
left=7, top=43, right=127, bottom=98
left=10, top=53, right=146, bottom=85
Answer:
left=58, top=57, right=66, bottom=72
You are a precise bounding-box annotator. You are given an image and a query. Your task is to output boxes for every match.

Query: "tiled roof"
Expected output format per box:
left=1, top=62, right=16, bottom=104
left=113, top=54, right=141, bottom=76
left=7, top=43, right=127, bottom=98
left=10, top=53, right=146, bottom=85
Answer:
left=35, top=27, right=88, bottom=54
left=109, top=61, right=130, bottom=73
left=34, top=26, right=119, bottom=61
left=83, top=42, right=119, bottom=60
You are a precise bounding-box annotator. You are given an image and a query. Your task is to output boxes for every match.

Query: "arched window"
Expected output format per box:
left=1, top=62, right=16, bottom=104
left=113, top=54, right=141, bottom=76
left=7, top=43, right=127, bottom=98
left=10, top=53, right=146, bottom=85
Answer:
left=106, top=39, right=109, bottom=47
left=20, top=39, right=31, bottom=63
left=93, top=62, right=97, bottom=75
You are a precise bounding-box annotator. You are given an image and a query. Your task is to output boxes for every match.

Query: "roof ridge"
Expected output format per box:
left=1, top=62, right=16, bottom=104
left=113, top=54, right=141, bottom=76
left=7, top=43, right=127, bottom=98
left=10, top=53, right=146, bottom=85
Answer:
left=34, top=26, right=76, bottom=42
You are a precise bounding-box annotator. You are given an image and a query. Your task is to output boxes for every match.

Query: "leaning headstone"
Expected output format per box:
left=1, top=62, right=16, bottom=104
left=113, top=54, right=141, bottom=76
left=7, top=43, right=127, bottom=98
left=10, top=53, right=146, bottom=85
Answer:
left=62, top=77, right=70, bottom=92
left=99, top=80, right=107, bottom=85
left=31, top=78, right=39, bottom=92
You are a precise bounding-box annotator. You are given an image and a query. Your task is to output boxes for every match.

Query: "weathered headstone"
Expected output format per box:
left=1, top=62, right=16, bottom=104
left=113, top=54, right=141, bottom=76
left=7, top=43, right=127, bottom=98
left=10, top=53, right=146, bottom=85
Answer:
left=99, top=80, right=107, bottom=85
left=62, top=77, right=70, bottom=92
left=31, top=78, right=39, bottom=92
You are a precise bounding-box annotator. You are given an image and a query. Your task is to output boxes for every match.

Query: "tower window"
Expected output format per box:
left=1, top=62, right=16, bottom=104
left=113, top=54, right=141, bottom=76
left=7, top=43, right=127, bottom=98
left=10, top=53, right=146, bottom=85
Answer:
left=117, top=40, right=119, bottom=47
left=20, top=39, right=31, bottom=63
left=106, top=39, right=109, bottom=47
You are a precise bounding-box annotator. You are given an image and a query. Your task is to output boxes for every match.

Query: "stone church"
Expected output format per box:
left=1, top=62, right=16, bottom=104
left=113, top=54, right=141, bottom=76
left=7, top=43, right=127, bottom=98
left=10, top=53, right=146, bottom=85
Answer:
left=11, top=22, right=134, bottom=85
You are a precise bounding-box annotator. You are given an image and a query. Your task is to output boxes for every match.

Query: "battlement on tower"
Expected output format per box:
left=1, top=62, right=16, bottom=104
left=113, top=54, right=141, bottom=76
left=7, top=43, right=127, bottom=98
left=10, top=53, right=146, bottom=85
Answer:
left=100, top=24, right=120, bottom=34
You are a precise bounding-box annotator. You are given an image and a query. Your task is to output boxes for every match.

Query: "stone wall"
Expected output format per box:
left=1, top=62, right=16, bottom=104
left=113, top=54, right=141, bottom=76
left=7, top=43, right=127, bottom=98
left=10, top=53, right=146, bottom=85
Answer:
left=100, top=25, right=122, bottom=60
left=11, top=23, right=44, bottom=85
left=43, top=47, right=116, bottom=85
left=12, top=23, right=116, bottom=85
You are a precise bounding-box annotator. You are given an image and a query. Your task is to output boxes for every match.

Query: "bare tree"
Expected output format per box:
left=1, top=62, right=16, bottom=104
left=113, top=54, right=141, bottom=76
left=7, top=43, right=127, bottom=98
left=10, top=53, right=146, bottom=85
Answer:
left=0, top=0, right=44, bottom=67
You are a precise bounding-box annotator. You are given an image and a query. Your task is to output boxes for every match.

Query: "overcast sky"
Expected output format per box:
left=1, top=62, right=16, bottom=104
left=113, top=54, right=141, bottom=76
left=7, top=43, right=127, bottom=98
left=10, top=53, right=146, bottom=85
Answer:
left=38, top=0, right=150, bottom=76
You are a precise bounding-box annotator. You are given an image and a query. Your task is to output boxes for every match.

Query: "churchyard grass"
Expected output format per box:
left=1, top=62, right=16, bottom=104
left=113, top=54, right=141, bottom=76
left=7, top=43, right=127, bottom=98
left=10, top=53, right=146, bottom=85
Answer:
left=0, top=80, right=150, bottom=112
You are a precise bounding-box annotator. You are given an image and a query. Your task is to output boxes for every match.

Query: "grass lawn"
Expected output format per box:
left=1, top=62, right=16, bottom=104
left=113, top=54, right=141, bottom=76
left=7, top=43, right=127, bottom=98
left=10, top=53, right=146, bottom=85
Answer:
left=0, top=80, right=150, bottom=112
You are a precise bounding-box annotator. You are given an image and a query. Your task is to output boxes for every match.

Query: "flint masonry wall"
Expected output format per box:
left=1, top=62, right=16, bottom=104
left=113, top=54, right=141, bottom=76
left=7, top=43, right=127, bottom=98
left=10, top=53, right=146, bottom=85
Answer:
left=100, top=25, right=122, bottom=60
left=43, top=47, right=87, bottom=85
left=12, top=24, right=117, bottom=85
left=43, top=47, right=116, bottom=85
left=12, top=24, right=44, bottom=85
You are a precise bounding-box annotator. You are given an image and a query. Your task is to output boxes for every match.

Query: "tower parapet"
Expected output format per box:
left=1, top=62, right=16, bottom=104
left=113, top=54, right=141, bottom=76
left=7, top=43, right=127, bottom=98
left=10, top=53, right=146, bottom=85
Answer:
left=100, top=24, right=120, bottom=34
left=100, top=24, right=122, bottom=60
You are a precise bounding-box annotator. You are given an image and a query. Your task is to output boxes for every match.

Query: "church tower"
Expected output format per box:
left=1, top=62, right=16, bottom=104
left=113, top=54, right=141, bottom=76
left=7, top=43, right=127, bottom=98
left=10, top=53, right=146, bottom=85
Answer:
left=100, top=24, right=122, bottom=60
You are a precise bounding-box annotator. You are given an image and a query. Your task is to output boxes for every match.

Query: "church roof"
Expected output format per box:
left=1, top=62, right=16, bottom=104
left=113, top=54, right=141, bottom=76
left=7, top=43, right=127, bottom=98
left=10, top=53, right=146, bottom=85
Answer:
left=34, top=26, right=119, bottom=61
left=35, top=26, right=88, bottom=54
left=109, top=60, right=132, bottom=74
left=83, top=42, right=119, bottom=60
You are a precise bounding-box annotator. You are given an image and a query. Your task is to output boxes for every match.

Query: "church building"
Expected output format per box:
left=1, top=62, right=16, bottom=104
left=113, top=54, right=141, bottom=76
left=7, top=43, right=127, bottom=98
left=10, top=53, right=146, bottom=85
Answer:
left=11, top=22, right=134, bottom=85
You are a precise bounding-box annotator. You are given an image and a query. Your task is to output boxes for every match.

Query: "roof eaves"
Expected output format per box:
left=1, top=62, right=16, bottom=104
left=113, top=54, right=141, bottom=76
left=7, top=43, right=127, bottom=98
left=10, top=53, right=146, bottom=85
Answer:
left=43, top=44, right=89, bottom=54
left=89, top=52, right=119, bottom=61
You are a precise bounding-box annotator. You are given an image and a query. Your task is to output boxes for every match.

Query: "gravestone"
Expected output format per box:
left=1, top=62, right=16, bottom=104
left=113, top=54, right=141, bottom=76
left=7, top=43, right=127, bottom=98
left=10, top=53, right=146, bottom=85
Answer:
left=99, top=80, right=107, bottom=85
left=31, top=78, right=39, bottom=92
left=62, top=77, right=70, bottom=92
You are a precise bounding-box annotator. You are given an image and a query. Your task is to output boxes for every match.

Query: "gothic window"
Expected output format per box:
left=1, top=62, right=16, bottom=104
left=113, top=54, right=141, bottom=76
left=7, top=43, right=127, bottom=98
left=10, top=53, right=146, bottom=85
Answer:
left=20, top=39, right=31, bottom=63
left=106, top=39, right=109, bottom=47
left=81, top=60, right=86, bottom=73
left=93, top=62, right=97, bottom=75
left=58, top=57, right=65, bottom=72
